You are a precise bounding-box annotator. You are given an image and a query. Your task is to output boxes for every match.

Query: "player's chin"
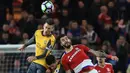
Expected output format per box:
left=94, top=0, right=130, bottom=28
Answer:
left=65, top=45, right=71, bottom=48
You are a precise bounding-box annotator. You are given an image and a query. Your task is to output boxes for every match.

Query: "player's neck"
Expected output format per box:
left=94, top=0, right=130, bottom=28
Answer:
left=65, top=45, right=73, bottom=53
left=43, top=31, right=51, bottom=36
left=99, top=63, right=105, bottom=68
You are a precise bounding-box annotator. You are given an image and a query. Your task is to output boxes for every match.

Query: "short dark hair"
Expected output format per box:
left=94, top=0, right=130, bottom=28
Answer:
left=45, top=55, right=56, bottom=65
left=45, top=18, right=54, bottom=25
left=57, top=34, right=66, bottom=43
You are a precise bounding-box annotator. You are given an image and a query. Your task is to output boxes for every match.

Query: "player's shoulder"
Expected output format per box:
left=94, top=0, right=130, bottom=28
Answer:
left=51, top=34, right=56, bottom=40
left=35, top=29, right=43, bottom=33
left=74, top=44, right=85, bottom=47
left=36, top=29, right=43, bottom=32
left=74, top=44, right=89, bottom=48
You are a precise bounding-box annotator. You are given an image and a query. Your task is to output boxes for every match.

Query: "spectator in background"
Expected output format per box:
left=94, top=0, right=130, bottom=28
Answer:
left=53, top=18, right=61, bottom=37
left=1, top=24, right=9, bottom=33
left=67, top=21, right=81, bottom=44
left=77, top=1, right=87, bottom=21
left=80, top=37, right=89, bottom=46
left=17, top=11, right=28, bottom=32
left=83, top=24, right=98, bottom=49
left=10, top=30, right=22, bottom=44
left=117, top=19, right=127, bottom=36
left=0, top=32, right=10, bottom=44
left=98, top=5, right=112, bottom=27
left=67, top=21, right=80, bottom=37
left=100, top=24, right=118, bottom=46
left=101, top=41, right=115, bottom=54
left=107, top=1, right=118, bottom=24
left=24, top=14, right=38, bottom=38
left=61, top=0, right=70, bottom=9
left=20, top=33, right=29, bottom=44
left=116, top=35, right=130, bottom=73
left=6, top=14, right=13, bottom=24
left=89, top=0, right=101, bottom=34
left=80, top=19, right=88, bottom=35
left=8, top=20, right=19, bottom=35
left=60, top=8, right=70, bottom=28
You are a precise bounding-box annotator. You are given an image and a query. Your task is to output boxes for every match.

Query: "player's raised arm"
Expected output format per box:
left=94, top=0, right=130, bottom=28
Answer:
left=18, top=35, right=35, bottom=51
left=88, top=49, right=119, bottom=61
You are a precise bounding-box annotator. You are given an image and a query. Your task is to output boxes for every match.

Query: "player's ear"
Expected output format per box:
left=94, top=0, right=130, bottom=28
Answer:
left=51, top=26, right=54, bottom=31
left=60, top=43, right=63, bottom=46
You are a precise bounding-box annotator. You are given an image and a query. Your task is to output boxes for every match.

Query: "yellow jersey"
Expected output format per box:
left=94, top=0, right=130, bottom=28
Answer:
left=33, top=29, right=56, bottom=68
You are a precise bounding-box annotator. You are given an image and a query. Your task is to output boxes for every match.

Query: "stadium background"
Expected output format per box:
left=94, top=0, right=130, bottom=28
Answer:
left=0, top=0, right=130, bottom=73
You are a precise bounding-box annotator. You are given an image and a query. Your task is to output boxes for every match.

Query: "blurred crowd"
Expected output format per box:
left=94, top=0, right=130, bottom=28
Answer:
left=0, top=0, right=130, bottom=73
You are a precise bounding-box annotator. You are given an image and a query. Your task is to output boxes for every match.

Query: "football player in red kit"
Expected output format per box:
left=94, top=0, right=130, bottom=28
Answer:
left=95, top=51, right=114, bottom=73
left=58, top=35, right=118, bottom=73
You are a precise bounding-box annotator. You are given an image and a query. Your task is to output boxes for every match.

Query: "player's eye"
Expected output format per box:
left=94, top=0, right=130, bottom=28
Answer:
left=62, top=39, right=65, bottom=41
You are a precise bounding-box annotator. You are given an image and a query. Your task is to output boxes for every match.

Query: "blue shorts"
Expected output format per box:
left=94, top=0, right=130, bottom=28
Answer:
left=27, top=62, right=46, bottom=73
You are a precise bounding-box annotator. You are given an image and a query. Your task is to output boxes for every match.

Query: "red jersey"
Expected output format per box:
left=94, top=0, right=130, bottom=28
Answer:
left=98, top=13, right=112, bottom=24
left=61, top=44, right=94, bottom=73
left=94, top=63, right=114, bottom=73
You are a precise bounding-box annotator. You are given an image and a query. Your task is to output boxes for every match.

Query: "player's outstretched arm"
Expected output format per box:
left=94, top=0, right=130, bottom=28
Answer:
left=88, top=49, right=119, bottom=61
left=18, top=36, right=35, bottom=51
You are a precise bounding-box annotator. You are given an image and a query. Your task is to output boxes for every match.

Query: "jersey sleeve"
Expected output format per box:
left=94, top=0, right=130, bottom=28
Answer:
left=78, top=44, right=90, bottom=52
left=110, top=64, right=114, bottom=73
left=51, top=35, right=56, bottom=48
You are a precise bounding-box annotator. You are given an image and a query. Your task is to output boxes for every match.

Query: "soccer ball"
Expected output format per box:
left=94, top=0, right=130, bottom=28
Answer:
left=41, top=1, right=54, bottom=14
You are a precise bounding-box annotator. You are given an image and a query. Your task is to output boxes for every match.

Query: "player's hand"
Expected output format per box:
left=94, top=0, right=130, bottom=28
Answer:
left=46, top=69, right=51, bottom=73
left=18, top=45, right=26, bottom=51
left=111, top=56, right=119, bottom=61
left=27, top=56, right=37, bottom=62
left=46, top=40, right=52, bottom=51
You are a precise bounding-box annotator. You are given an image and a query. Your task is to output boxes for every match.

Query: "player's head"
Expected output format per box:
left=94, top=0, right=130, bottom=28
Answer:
left=45, top=55, right=57, bottom=70
left=96, top=50, right=106, bottom=65
left=43, top=18, right=54, bottom=36
left=58, top=34, right=72, bottom=49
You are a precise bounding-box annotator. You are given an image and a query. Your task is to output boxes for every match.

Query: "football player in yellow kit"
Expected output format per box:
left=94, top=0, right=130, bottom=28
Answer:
left=18, top=18, right=56, bottom=73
